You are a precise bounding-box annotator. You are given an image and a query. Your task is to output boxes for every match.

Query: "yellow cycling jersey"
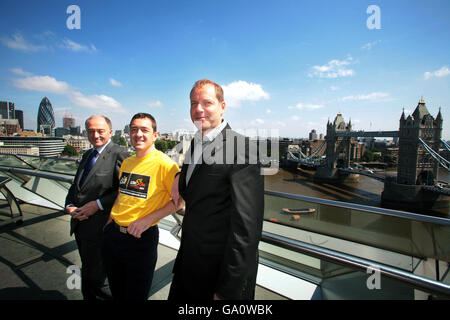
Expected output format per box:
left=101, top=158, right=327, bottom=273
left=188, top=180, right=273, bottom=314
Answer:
left=111, top=149, right=179, bottom=226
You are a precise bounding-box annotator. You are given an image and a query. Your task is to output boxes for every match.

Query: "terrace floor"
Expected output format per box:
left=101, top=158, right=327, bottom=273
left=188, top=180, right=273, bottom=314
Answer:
left=0, top=203, right=285, bottom=300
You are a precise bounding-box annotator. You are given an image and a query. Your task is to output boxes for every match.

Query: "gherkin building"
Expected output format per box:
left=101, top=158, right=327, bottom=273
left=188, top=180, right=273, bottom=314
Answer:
left=37, top=97, right=55, bottom=134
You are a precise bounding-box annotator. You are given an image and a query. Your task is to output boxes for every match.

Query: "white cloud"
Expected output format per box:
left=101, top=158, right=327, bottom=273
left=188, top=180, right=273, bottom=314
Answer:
left=341, top=92, right=391, bottom=102
left=424, top=66, right=450, bottom=80
left=1, top=33, right=46, bottom=52
left=13, top=75, right=71, bottom=94
left=330, top=86, right=339, bottom=91
left=251, top=118, right=265, bottom=125
left=109, top=78, right=123, bottom=87
left=145, top=100, right=164, bottom=108
left=2, top=32, right=97, bottom=54
left=292, top=103, right=324, bottom=110
left=9, top=68, right=33, bottom=77
left=222, top=80, right=270, bottom=107
left=309, top=56, right=355, bottom=78
left=12, top=73, right=125, bottom=113
left=266, top=109, right=272, bottom=114
left=361, top=40, right=381, bottom=50
left=291, top=115, right=300, bottom=121
left=69, top=91, right=123, bottom=110
left=61, top=38, right=97, bottom=53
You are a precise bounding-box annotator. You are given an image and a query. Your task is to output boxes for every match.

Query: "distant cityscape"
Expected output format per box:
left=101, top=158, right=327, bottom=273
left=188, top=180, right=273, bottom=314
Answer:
left=0, top=96, right=448, bottom=167
left=0, top=96, right=199, bottom=159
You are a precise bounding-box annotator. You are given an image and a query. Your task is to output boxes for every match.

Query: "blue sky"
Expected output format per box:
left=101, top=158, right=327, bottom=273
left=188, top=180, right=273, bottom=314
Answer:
left=0, top=0, right=449, bottom=139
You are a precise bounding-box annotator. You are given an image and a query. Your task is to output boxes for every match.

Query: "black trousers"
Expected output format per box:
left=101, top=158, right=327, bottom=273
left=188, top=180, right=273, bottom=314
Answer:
left=102, top=222, right=159, bottom=300
left=74, top=233, right=110, bottom=300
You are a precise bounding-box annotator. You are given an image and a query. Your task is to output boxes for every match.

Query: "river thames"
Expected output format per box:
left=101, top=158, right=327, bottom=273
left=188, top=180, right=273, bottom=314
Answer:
left=265, top=167, right=450, bottom=218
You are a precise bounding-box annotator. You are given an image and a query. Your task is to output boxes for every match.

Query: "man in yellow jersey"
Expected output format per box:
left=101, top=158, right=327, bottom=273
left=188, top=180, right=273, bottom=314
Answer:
left=102, top=113, right=180, bottom=300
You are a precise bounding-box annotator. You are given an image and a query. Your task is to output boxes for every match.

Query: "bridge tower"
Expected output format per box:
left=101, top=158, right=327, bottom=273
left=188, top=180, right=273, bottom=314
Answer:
left=316, top=112, right=360, bottom=180
left=397, top=99, right=443, bottom=185
left=324, top=112, right=353, bottom=169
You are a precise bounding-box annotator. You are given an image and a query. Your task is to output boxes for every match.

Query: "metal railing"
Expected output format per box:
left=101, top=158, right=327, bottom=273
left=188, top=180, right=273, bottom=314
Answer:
left=261, top=231, right=450, bottom=298
left=265, top=189, right=450, bottom=226
left=0, top=166, right=74, bottom=183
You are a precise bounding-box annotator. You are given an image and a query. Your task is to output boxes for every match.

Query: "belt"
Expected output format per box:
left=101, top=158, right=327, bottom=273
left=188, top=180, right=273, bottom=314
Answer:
left=112, top=221, right=128, bottom=234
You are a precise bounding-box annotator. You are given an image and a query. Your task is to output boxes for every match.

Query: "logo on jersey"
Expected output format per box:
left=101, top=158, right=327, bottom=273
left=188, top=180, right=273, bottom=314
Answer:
left=119, top=172, right=150, bottom=199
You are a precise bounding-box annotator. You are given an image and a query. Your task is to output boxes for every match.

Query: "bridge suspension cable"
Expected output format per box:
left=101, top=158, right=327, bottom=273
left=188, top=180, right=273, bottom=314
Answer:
left=287, top=151, right=322, bottom=166
left=293, top=140, right=326, bottom=160
left=418, top=138, right=450, bottom=171
left=309, top=140, right=326, bottom=158
left=441, top=139, right=450, bottom=152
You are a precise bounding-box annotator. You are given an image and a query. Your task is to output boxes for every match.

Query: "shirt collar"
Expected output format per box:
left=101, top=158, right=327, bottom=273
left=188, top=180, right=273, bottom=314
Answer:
left=95, top=139, right=111, bottom=155
left=194, top=119, right=228, bottom=144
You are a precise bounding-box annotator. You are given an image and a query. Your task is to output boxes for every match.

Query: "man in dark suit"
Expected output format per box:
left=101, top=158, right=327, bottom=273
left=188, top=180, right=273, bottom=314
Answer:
left=65, top=115, right=128, bottom=300
left=169, top=79, right=264, bottom=300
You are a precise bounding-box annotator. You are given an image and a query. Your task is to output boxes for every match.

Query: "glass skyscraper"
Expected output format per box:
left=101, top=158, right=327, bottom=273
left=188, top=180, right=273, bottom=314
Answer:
left=37, top=97, right=55, bottom=134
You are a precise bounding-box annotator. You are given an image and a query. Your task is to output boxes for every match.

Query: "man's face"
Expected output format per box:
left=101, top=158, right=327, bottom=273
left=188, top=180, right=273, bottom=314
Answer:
left=190, top=84, right=226, bottom=134
left=86, top=116, right=112, bottom=148
left=130, top=118, right=158, bottom=154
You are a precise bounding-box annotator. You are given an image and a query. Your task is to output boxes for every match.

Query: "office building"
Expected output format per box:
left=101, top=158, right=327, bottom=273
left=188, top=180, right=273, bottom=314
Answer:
left=37, top=97, right=55, bottom=135
left=0, top=101, right=15, bottom=120
left=15, top=110, right=24, bottom=130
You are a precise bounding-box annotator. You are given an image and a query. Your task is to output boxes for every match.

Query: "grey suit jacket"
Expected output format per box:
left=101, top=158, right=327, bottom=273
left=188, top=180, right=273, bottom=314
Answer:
left=65, top=142, right=128, bottom=238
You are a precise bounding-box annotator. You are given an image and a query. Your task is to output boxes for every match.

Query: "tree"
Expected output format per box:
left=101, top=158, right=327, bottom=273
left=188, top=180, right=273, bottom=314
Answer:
left=62, top=144, right=78, bottom=157
left=155, top=139, right=168, bottom=153
left=383, top=153, right=396, bottom=167
left=167, top=140, right=177, bottom=150
left=362, top=150, right=374, bottom=162
left=112, top=135, right=127, bottom=147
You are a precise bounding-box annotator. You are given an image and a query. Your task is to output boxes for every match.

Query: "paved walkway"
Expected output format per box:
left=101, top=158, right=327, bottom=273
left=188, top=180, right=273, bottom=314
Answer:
left=0, top=203, right=283, bottom=300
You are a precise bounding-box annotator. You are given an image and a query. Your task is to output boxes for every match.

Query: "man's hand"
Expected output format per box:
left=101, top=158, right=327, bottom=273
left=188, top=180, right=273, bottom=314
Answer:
left=127, top=215, right=154, bottom=239
left=66, top=205, right=79, bottom=218
left=73, top=200, right=99, bottom=221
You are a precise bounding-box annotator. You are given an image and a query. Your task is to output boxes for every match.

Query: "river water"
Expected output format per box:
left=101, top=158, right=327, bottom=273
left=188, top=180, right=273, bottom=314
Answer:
left=265, top=167, right=449, bottom=218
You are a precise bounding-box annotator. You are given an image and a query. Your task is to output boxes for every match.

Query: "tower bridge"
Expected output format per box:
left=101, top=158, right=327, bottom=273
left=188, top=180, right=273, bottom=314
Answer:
left=284, top=99, right=448, bottom=210
left=335, top=130, right=399, bottom=138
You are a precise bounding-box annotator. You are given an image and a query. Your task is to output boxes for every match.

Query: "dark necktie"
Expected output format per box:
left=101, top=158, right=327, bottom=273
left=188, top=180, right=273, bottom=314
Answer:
left=80, top=149, right=98, bottom=186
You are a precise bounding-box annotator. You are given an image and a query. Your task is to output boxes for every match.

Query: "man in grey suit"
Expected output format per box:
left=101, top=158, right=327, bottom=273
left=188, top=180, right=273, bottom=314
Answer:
left=169, top=79, right=264, bottom=300
left=65, top=115, right=128, bottom=300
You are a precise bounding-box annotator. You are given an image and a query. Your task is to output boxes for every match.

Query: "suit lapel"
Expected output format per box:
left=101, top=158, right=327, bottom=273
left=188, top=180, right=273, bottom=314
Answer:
left=80, top=142, right=114, bottom=190
left=75, top=151, right=91, bottom=190
left=186, top=124, right=230, bottom=187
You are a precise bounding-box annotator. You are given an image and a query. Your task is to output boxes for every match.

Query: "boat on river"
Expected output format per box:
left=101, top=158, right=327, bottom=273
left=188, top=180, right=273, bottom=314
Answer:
left=281, top=208, right=316, bottom=214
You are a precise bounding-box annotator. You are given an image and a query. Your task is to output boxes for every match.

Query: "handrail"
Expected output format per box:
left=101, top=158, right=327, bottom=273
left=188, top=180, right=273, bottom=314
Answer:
left=0, top=166, right=74, bottom=183
left=261, top=231, right=450, bottom=298
left=0, top=152, right=78, bottom=162
left=3, top=166, right=446, bottom=225
left=265, top=190, right=450, bottom=226
left=0, top=164, right=446, bottom=226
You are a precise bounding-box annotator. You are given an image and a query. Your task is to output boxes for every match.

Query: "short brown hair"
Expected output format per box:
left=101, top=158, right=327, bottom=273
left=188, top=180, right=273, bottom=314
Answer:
left=130, top=113, right=157, bottom=132
left=190, top=79, right=224, bottom=102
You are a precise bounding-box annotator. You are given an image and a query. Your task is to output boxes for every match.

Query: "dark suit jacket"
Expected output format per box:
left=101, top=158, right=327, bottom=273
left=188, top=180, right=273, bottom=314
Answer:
left=65, top=141, right=128, bottom=238
left=172, top=124, right=264, bottom=300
